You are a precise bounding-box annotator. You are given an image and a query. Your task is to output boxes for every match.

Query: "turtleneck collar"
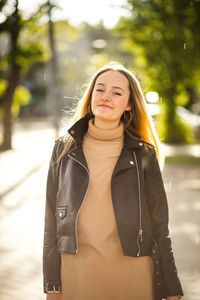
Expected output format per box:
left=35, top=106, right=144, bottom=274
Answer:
left=86, top=118, right=124, bottom=141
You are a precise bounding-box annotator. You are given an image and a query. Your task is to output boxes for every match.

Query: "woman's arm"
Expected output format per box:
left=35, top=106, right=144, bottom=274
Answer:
left=43, top=141, right=63, bottom=293
left=146, top=148, right=183, bottom=298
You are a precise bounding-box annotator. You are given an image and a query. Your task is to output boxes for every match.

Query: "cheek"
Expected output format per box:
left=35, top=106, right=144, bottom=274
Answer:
left=123, top=96, right=130, bottom=108
left=91, top=93, right=99, bottom=108
left=115, top=97, right=129, bottom=110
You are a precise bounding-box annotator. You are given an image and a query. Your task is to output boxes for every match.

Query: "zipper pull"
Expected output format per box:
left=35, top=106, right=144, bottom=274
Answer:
left=136, top=229, right=143, bottom=256
left=139, top=229, right=143, bottom=242
left=136, top=238, right=140, bottom=257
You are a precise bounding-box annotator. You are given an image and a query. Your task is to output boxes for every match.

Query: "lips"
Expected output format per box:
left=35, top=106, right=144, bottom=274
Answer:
left=98, top=104, right=113, bottom=109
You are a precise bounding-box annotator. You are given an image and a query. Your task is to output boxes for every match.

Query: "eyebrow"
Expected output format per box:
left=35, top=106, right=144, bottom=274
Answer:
left=96, top=82, right=124, bottom=92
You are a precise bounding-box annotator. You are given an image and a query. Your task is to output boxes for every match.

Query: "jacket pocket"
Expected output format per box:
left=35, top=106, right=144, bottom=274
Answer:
left=56, top=206, right=67, bottom=220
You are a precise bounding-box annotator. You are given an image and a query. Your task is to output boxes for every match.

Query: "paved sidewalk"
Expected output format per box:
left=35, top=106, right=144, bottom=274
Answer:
left=0, top=119, right=58, bottom=300
left=163, top=143, right=200, bottom=157
left=0, top=119, right=200, bottom=300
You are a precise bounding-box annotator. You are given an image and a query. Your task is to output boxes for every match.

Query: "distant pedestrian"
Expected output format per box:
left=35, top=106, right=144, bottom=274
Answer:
left=43, top=63, right=183, bottom=300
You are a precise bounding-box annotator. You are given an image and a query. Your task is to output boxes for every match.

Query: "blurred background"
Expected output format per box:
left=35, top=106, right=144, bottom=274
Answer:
left=0, top=0, right=200, bottom=299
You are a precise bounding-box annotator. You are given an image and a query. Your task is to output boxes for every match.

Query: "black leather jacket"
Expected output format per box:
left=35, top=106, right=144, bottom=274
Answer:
left=43, top=114, right=183, bottom=299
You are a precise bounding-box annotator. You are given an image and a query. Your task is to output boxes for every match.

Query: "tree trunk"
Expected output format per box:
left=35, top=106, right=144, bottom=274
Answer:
left=185, top=86, right=199, bottom=110
left=48, top=1, right=60, bottom=138
left=1, top=63, right=20, bottom=150
left=0, top=0, right=21, bottom=151
left=164, top=87, right=177, bottom=143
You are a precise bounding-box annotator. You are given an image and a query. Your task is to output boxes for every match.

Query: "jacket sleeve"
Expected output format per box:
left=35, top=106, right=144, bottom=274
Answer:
left=43, top=140, right=63, bottom=293
left=146, top=148, right=183, bottom=298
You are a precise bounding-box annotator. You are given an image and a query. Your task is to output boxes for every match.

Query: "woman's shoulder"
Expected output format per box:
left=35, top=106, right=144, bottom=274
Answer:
left=140, top=140, right=158, bottom=166
left=52, top=133, right=70, bottom=156
left=141, top=140, right=155, bottom=155
left=143, top=140, right=155, bottom=149
left=55, top=133, right=70, bottom=144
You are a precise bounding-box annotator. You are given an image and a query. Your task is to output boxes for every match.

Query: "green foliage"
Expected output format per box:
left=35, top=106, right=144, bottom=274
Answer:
left=0, top=0, right=7, bottom=11
left=175, top=89, right=189, bottom=106
left=16, top=17, right=50, bottom=75
left=165, top=155, right=200, bottom=166
left=12, top=85, right=31, bottom=116
left=0, top=80, right=6, bottom=95
left=55, top=20, right=81, bottom=44
left=115, top=0, right=200, bottom=143
left=118, top=0, right=200, bottom=93
left=0, top=80, right=31, bottom=117
left=0, top=2, right=50, bottom=76
left=157, top=103, right=195, bottom=144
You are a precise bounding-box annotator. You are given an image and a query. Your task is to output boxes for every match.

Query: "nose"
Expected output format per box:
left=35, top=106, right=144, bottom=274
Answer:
left=101, top=90, right=111, bottom=101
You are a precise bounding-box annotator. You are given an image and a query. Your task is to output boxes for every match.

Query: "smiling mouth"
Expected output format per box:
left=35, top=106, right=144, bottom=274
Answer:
left=98, top=104, right=113, bottom=109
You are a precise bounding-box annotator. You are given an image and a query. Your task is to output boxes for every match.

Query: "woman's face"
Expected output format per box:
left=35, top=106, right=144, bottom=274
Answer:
left=91, top=70, right=131, bottom=128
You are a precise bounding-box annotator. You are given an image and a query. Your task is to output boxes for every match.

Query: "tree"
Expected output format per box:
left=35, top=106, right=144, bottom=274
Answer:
left=0, top=0, right=22, bottom=150
left=116, top=0, right=200, bottom=143
left=0, top=0, right=46, bottom=150
left=40, top=0, right=61, bottom=137
left=0, top=79, right=31, bottom=117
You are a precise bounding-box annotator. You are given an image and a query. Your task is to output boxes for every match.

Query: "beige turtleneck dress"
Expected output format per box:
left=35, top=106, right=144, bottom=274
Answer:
left=61, top=119, right=155, bottom=300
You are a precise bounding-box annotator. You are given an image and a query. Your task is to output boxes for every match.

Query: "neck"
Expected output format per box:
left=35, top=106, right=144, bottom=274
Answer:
left=94, top=117, right=120, bottom=129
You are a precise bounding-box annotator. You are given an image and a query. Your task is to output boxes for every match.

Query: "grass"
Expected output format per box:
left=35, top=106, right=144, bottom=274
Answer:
left=165, top=155, right=200, bottom=165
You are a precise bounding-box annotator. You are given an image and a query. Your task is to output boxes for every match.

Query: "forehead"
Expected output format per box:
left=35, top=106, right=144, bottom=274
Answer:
left=95, top=70, right=129, bottom=89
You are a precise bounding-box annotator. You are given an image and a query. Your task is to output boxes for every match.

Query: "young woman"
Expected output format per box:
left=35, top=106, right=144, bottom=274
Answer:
left=43, top=64, right=184, bottom=300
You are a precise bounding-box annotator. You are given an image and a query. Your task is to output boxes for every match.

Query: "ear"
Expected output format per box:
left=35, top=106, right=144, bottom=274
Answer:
left=125, top=105, right=131, bottom=111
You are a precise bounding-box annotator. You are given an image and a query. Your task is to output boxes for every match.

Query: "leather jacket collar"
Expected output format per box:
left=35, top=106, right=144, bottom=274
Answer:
left=67, top=113, right=150, bottom=150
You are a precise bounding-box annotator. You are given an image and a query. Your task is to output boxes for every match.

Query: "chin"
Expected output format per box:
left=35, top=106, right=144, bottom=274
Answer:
left=94, top=113, right=113, bottom=121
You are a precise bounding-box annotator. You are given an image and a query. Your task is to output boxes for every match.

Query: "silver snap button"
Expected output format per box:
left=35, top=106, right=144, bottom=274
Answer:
left=130, top=160, right=134, bottom=165
left=139, top=142, right=143, bottom=146
left=59, top=212, right=63, bottom=217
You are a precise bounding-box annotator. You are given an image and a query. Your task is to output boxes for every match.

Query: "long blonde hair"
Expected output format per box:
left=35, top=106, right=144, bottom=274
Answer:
left=57, top=63, right=162, bottom=171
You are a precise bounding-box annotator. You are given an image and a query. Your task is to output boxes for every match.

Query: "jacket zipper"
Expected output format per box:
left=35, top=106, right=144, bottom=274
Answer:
left=68, top=148, right=142, bottom=256
left=68, top=149, right=90, bottom=254
left=133, top=151, right=143, bottom=256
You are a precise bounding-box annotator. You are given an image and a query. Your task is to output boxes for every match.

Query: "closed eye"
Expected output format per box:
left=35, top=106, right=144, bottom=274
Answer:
left=96, top=89, right=122, bottom=96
